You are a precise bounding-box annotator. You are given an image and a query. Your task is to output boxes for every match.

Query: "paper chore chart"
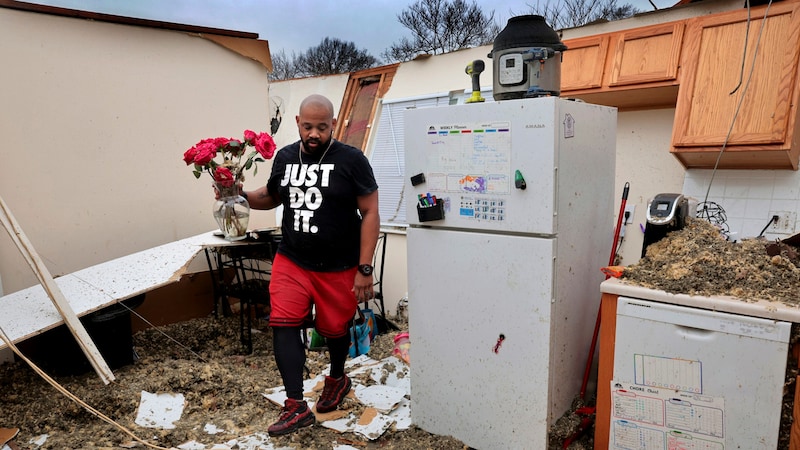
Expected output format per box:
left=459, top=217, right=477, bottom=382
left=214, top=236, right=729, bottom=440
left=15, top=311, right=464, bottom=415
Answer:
left=609, top=381, right=725, bottom=449
left=634, top=354, right=703, bottom=393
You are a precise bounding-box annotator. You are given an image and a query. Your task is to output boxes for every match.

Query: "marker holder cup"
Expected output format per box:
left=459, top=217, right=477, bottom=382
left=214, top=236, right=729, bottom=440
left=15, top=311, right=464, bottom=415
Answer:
left=417, top=201, right=445, bottom=222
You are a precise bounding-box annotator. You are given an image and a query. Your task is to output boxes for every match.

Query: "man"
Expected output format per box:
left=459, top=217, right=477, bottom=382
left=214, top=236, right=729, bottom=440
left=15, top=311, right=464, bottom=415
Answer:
left=241, top=94, right=380, bottom=436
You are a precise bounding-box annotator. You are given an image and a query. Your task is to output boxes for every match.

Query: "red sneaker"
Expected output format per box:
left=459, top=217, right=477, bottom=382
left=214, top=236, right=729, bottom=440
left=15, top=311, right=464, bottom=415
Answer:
left=315, top=375, right=352, bottom=413
left=267, top=398, right=314, bottom=436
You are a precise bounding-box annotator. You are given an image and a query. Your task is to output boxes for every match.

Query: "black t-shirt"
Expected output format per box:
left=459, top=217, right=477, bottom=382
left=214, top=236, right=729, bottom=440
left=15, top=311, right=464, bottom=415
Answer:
left=267, top=140, right=378, bottom=271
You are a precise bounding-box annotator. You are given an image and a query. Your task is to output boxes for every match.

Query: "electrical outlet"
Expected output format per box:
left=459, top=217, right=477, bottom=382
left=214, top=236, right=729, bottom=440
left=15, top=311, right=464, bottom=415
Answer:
left=768, top=211, right=796, bottom=234
left=623, top=204, right=636, bottom=224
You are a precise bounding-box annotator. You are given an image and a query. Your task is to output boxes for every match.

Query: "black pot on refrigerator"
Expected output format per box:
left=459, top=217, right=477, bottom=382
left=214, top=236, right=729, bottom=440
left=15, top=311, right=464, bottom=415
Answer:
left=641, top=193, right=689, bottom=257
left=488, top=15, right=567, bottom=100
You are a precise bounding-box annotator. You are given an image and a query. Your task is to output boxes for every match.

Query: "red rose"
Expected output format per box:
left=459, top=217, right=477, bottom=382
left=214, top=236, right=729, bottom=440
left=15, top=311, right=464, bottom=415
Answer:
left=212, top=137, right=230, bottom=148
left=193, top=142, right=217, bottom=166
left=183, top=146, right=198, bottom=165
left=254, top=132, right=276, bottom=159
left=213, top=166, right=235, bottom=187
left=183, top=130, right=274, bottom=184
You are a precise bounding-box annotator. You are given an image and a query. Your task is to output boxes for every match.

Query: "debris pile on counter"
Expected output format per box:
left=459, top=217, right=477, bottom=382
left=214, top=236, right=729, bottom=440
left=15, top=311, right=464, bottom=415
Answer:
left=622, top=218, right=800, bottom=304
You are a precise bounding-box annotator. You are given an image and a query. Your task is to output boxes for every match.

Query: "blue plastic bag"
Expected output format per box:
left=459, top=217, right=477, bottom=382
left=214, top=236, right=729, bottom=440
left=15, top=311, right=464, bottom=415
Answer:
left=348, top=309, right=373, bottom=357
left=362, top=308, right=377, bottom=341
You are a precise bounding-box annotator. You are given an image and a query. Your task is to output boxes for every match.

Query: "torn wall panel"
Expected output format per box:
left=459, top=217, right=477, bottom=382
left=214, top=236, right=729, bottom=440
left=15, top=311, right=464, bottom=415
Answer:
left=0, top=231, right=223, bottom=350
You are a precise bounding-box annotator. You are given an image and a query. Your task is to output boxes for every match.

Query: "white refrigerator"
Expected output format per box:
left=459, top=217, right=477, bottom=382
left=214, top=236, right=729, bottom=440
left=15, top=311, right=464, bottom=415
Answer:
left=404, top=97, right=617, bottom=449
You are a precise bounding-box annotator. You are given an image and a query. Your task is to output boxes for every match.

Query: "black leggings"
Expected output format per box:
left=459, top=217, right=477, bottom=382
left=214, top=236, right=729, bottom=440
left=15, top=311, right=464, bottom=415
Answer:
left=272, top=326, right=351, bottom=400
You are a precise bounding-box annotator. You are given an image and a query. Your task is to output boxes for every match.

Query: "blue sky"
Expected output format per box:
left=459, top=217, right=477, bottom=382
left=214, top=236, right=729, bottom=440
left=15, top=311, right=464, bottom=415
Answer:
left=26, top=0, right=674, bottom=59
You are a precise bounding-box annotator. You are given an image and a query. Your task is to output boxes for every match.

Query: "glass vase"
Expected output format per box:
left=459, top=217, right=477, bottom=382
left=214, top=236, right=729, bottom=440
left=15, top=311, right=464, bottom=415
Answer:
left=213, top=184, right=250, bottom=241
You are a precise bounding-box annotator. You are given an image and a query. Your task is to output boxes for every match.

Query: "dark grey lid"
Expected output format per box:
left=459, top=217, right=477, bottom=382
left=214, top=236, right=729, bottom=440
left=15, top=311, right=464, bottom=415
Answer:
left=489, top=15, right=567, bottom=56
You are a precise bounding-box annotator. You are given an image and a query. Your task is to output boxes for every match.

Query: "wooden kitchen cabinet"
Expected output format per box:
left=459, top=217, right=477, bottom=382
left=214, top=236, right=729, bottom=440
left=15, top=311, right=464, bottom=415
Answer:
left=560, top=35, right=609, bottom=91
left=561, top=22, right=684, bottom=109
left=606, top=22, right=684, bottom=88
left=671, top=1, right=800, bottom=169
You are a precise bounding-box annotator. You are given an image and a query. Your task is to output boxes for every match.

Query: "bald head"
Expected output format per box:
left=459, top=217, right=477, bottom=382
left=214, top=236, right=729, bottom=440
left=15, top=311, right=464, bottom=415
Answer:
left=299, top=94, right=334, bottom=119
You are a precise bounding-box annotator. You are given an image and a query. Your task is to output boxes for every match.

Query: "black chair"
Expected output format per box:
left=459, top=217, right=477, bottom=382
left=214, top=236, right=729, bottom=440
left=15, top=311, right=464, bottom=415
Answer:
left=365, top=231, right=398, bottom=335
left=229, top=255, right=272, bottom=354
left=205, top=233, right=278, bottom=354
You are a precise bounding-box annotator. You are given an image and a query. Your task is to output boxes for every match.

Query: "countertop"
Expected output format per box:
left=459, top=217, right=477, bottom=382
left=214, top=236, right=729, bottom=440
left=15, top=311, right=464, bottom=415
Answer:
left=601, top=277, right=800, bottom=323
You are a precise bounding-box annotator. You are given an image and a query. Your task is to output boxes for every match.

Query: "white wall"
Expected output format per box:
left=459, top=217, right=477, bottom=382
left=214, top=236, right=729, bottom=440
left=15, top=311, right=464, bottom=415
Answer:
left=614, top=108, right=686, bottom=265
left=684, top=170, right=800, bottom=241
left=0, top=8, right=270, bottom=294
left=386, top=46, right=495, bottom=101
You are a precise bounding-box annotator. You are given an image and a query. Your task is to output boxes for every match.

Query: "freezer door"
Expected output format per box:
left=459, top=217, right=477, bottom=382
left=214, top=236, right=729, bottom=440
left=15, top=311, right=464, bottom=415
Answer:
left=407, top=227, right=555, bottom=449
left=611, top=297, right=790, bottom=449
left=403, top=97, right=616, bottom=235
left=404, top=99, right=555, bottom=233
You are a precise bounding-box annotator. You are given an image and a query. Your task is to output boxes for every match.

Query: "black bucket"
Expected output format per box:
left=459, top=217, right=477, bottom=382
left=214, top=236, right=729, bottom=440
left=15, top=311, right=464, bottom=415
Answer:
left=15, top=294, right=145, bottom=376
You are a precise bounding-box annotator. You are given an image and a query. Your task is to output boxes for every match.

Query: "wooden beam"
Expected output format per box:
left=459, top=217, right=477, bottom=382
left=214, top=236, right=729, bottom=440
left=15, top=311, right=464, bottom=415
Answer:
left=0, top=195, right=114, bottom=384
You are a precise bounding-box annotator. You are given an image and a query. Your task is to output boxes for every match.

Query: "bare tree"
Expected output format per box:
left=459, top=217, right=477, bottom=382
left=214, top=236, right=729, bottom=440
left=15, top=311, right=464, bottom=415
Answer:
left=383, top=0, right=501, bottom=63
left=295, top=38, right=379, bottom=77
left=269, top=39, right=379, bottom=81
left=525, top=0, right=639, bottom=30
left=268, top=50, right=303, bottom=81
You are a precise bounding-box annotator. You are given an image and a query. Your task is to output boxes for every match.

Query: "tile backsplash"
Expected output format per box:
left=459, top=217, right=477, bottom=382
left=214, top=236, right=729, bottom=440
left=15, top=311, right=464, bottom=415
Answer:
left=683, top=169, right=800, bottom=241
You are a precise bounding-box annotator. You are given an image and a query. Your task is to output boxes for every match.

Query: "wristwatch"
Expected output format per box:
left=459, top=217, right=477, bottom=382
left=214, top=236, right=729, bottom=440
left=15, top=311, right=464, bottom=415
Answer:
left=358, top=264, right=373, bottom=276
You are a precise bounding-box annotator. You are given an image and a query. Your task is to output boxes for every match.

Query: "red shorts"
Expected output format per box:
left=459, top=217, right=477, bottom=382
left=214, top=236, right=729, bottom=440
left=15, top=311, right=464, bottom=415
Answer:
left=268, top=253, right=358, bottom=338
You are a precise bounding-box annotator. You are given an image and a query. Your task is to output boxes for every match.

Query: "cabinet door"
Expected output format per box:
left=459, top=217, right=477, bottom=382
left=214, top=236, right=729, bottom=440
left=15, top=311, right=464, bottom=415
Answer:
left=673, top=2, right=800, bottom=148
left=561, top=35, right=610, bottom=91
left=561, top=26, right=682, bottom=109
left=607, top=22, right=684, bottom=87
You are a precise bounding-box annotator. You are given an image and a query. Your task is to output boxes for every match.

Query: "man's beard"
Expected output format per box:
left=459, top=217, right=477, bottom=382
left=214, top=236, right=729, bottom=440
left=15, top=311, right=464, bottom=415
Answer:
left=301, top=136, right=332, bottom=157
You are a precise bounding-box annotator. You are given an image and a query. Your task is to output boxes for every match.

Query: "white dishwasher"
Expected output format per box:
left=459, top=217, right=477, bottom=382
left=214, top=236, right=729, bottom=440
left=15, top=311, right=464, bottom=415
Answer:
left=611, top=297, right=791, bottom=449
